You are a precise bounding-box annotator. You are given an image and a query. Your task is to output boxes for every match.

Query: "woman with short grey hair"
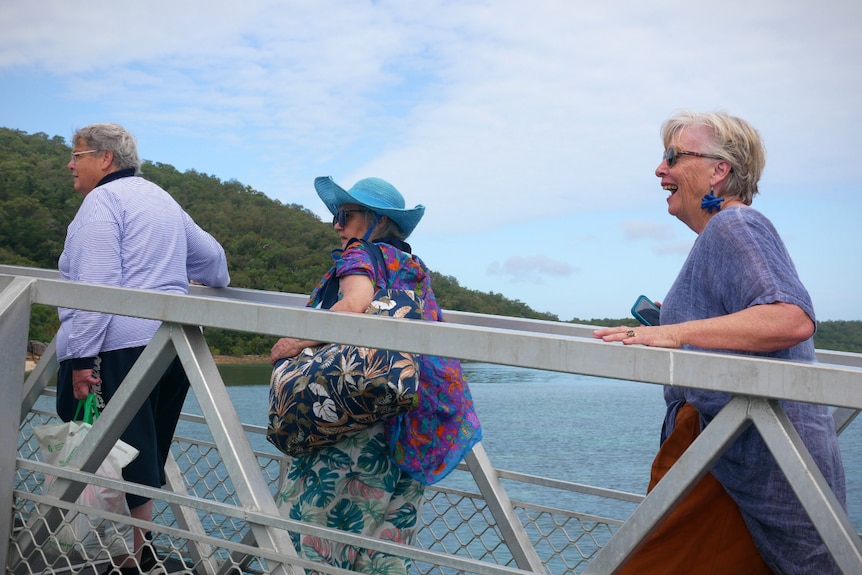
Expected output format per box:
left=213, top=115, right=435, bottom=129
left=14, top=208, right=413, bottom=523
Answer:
left=595, top=110, right=845, bottom=574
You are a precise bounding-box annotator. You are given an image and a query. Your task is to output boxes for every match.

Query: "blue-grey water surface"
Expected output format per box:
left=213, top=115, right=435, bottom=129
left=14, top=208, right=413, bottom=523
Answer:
left=206, top=362, right=860, bottom=529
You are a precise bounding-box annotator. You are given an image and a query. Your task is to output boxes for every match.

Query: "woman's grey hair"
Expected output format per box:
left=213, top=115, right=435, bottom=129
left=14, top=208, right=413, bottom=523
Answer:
left=365, top=212, right=406, bottom=241
left=661, top=110, right=766, bottom=205
left=73, top=123, right=142, bottom=175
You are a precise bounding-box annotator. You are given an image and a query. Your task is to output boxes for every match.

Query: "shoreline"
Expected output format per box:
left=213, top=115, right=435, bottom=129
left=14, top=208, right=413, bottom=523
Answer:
left=25, top=354, right=270, bottom=373
left=212, top=355, right=270, bottom=365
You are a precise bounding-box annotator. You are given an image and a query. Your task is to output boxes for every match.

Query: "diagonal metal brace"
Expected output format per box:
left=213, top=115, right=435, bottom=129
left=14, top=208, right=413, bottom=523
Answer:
left=583, top=396, right=753, bottom=574
left=749, top=399, right=862, bottom=573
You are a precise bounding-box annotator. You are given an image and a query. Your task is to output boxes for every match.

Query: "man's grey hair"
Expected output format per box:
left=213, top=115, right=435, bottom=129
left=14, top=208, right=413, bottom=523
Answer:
left=73, top=123, right=142, bottom=174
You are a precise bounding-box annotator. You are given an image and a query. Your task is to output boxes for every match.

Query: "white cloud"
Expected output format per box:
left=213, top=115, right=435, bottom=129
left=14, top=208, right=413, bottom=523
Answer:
left=487, top=255, right=578, bottom=283
left=0, top=1, right=259, bottom=71
left=653, top=241, right=695, bottom=257
left=621, top=221, right=677, bottom=242
left=1, top=0, right=860, bottom=319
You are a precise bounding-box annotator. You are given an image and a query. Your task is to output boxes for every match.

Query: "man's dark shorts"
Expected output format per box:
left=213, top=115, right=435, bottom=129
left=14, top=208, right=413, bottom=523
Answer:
left=57, top=347, right=190, bottom=509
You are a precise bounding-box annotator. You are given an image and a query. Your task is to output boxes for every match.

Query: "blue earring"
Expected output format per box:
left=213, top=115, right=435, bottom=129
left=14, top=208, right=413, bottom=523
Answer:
left=701, top=188, right=724, bottom=214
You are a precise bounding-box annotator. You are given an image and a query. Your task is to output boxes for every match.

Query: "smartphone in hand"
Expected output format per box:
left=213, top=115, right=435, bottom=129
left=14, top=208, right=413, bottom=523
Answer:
left=631, top=295, right=661, bottom=326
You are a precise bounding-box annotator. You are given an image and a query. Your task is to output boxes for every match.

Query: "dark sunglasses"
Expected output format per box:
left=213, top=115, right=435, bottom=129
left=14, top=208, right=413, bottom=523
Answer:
left=663, top=146, right=723, bottom=167
left=332, top=208, right=368, bottom=227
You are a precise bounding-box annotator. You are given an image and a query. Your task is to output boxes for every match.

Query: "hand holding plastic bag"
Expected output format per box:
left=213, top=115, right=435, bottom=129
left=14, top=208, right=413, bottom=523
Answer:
left=34, top=393, right=139, bottom=559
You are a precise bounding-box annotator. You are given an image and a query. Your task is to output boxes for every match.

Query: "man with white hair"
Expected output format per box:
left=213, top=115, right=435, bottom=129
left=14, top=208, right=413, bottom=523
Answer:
left=58, top=122, right=230, bottom=575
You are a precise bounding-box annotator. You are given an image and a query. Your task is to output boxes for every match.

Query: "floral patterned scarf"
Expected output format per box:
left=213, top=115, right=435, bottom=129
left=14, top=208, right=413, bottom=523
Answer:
left=308, top=239, right=482, bottom=484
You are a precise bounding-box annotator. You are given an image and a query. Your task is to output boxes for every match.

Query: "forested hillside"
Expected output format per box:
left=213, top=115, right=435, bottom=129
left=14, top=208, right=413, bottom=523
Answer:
left=1, top=127, right=558, bottom=355
left=2, top=127, right=860, bottom=353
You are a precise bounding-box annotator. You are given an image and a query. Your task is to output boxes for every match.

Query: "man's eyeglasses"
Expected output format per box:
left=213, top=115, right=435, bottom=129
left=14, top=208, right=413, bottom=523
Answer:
left=332, top=209, right=368, bottom=227
left=70, top=149, right=99, bottom=163
left=663, top=146, right=723, bottom=167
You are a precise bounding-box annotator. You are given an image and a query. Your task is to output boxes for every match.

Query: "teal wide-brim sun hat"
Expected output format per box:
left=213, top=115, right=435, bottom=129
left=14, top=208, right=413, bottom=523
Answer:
left=314, top=176, right=425, bottom=238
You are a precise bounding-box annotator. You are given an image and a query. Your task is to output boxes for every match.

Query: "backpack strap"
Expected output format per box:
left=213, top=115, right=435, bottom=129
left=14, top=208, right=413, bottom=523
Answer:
left=319, top=239, right=388, bottom=310
left=358, top=238, right=389, bottom=288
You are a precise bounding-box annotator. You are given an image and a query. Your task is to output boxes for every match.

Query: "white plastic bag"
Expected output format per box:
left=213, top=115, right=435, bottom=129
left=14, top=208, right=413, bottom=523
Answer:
left=34, top=419, right=139, bottom=558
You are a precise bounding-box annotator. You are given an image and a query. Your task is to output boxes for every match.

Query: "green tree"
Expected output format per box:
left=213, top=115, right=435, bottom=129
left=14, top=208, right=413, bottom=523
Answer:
left=2, top=126, right=858, bottom=355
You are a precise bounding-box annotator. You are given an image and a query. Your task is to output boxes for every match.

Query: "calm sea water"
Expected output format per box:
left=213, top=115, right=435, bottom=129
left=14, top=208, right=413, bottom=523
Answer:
left=209, top=362, right=861, bottom=530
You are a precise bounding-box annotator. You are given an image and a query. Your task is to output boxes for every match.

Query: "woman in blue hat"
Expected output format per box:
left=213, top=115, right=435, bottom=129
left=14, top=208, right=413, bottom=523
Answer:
left=270, top=176, right=481, bottom=574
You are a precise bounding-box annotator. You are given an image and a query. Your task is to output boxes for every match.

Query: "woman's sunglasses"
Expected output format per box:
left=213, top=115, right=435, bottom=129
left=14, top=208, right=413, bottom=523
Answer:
left=332, top=209, right=368, bottom=227
left=663, top=146, right=723, bottom=167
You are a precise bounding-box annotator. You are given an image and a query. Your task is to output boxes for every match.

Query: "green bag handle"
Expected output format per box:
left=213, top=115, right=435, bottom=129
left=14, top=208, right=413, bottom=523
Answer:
left=73, top=393, right=100, bottom=424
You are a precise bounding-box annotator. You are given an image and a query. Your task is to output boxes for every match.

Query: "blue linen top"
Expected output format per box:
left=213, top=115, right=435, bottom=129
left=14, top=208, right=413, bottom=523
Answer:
left=661, top=206, right=846, bottom=574
left=57, top=172, right=230, bottom=366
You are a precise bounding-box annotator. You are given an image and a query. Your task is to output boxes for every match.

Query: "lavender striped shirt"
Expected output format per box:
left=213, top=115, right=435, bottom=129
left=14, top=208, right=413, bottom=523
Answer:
left=57, top=173, right=230, bottom=364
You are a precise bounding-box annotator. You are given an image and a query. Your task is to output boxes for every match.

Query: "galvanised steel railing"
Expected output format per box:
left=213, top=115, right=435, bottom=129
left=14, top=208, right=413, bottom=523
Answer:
left=2, top=264, right=861, bottom=574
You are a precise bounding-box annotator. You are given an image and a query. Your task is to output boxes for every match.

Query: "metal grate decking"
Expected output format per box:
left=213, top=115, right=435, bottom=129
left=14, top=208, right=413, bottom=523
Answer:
left=3, top=265, right=860, bottom=574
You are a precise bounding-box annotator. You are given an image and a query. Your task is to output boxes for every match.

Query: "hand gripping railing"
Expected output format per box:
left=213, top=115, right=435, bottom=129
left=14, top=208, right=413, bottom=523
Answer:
left=2, top=264, right=861, bottom=574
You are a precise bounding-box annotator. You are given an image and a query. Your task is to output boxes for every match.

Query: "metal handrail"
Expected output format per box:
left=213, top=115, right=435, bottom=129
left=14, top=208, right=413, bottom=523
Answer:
left=3, top=265, right=861, bottom=574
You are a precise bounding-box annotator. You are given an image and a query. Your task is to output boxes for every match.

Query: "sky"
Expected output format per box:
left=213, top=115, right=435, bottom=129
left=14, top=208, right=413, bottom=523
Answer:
left=1, top=0, right=860, bottom=321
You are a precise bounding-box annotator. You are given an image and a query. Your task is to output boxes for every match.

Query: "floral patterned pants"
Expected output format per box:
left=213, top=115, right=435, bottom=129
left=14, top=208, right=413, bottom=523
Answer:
left=276, top=424, right=426, bottom=574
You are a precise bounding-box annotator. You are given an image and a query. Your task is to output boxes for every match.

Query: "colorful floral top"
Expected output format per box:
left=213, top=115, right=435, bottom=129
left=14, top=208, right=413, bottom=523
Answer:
left=308, top=239, right=482, bottom=485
